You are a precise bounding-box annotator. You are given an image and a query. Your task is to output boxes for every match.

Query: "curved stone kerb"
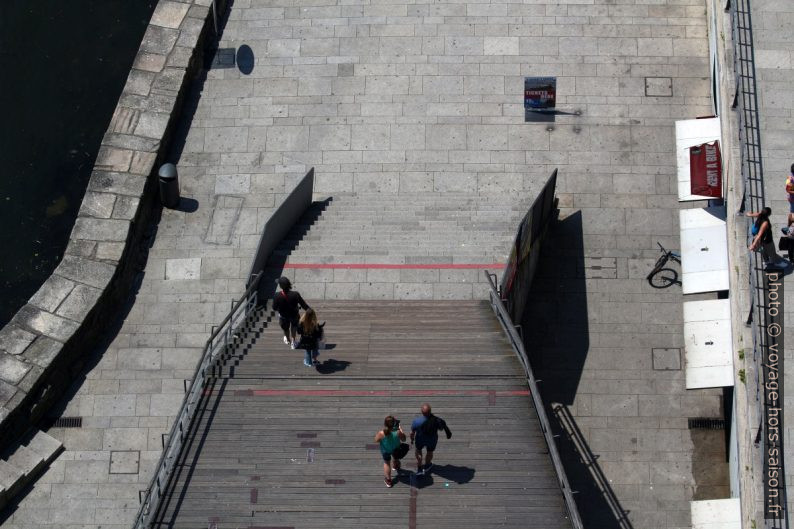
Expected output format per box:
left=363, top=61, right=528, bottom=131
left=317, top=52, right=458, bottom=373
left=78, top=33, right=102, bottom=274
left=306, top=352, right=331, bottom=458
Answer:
left=0, top=0, right=217, bottom=447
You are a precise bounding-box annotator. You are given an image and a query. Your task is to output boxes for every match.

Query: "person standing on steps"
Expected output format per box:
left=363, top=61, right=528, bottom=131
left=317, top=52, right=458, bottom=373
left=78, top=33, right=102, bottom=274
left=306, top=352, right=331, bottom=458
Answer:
left=297, top=308, right=324, bottom=367
left=374, top=416, right=406, bottom=488
left=410, top=403, right=452, bottom=476
left=748, top=208, right=786, bottom=269
left=272, top=276, right=310, bottom=349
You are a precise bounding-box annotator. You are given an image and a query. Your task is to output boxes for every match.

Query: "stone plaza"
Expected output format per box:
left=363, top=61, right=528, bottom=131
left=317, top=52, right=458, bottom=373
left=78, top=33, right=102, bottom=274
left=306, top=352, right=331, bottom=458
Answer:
left=0, top=0, right=792, bottom=526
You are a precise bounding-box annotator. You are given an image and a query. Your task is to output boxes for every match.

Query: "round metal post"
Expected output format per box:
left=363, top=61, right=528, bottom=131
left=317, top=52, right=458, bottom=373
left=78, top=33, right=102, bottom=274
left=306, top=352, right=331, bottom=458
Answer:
left=158, top=163, right=181, bottom=208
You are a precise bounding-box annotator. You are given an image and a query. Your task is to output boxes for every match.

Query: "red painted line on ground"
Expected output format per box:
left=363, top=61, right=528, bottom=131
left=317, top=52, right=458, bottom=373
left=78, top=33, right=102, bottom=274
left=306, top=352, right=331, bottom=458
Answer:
left=244, top=389, right=529, bottom=397
left=488, top=390, right=496, bottom=405
left=281, top=262, right=505, bottom=270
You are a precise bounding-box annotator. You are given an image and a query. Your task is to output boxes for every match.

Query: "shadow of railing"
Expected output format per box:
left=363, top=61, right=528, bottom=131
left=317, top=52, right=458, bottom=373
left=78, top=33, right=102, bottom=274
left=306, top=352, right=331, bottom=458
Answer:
left=553, top=404, right=634, bottom=529
left=523, top=211, right=634, bottom=529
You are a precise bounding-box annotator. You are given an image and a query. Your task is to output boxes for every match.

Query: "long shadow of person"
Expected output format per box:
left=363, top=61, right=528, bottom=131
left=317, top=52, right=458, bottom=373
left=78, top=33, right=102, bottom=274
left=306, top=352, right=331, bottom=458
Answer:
left=315, top=357, right=350, bottom=374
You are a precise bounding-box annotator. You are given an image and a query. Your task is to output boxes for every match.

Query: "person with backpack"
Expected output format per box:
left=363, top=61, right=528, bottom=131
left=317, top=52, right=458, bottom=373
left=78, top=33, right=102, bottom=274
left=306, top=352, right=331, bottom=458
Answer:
left=410, top=403, right=452, bottom=476
left=272, top=276, right=310, bottom=349
left=374, top=415, right=407, bottom=488
left=297, top=308, right=324, bottom=367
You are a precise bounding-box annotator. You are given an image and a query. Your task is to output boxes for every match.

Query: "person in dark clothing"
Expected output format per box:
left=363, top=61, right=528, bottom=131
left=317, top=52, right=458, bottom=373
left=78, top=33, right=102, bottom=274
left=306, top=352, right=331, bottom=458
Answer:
left=297, top=308, right=324, bottom=366
left=748, top=208, right=786, bottom=268
left=272, top=276, right=310, bottom=348
left=410, top=403, right=452, bottom=476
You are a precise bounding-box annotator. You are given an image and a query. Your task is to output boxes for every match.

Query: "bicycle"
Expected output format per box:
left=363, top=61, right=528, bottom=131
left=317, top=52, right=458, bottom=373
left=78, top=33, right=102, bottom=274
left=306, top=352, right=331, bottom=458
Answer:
left=647, top=242, right=681, bottom=288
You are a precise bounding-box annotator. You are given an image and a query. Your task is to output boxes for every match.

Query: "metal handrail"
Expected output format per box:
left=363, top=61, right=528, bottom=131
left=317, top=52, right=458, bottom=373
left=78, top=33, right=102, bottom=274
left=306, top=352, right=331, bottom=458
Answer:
left=553, top=404, right=633, bottom=529
left=483, top=271, right=584, bottom=529
left=132, top=271, right=263, bottom=528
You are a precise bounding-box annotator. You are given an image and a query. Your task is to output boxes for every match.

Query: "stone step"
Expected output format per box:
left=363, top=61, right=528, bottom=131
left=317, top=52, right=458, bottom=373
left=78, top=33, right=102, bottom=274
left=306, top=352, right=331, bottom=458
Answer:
left=314, top=210, right=524, bottom=217
left=0, top=429, right=64, bottom=511
left=0, top=460, right=23, bottom=503
left=299, top=221, right=519, bottom=228
left=26, top=430, right=64, bottom=462
left=282, top=240, right=513, bottom=247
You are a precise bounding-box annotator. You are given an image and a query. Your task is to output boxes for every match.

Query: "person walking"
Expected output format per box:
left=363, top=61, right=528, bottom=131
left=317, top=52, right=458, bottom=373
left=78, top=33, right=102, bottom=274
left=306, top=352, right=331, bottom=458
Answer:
left=748, top=208, right=786, bottom=268
left=297, top=308, right=324, bottom=367
left=272, top=276, right=310, bottom=349
left=410, top=403, right=452, bottom=476
left=374, top=416, right=406, bottom=488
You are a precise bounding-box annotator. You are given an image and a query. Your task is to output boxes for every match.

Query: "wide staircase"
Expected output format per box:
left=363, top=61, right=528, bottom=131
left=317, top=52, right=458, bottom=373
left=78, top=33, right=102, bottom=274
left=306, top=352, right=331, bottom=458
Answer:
left=269, top=193, right=534, bottom=299
left=152, top=300, right=573, bottom=529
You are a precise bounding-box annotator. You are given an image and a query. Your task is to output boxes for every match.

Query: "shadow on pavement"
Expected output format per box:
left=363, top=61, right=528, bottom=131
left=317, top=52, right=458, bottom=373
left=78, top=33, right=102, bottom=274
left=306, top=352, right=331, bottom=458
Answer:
left=259, top=197, right=334, bottom=301
left=315, top=358, right=350, bottom=374
left=397, top=464, right=475, bottom=490
left=522, top=211, right=633, bottom=529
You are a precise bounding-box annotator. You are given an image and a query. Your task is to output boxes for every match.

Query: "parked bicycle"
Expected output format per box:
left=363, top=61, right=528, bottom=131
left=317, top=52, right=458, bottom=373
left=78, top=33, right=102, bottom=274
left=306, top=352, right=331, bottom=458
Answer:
left=647, top=242, right=681, bottom=288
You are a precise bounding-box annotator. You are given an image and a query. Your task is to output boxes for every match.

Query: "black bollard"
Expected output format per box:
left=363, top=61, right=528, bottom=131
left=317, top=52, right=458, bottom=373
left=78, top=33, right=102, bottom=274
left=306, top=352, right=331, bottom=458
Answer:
left=158, top=163, right=180, bottom=209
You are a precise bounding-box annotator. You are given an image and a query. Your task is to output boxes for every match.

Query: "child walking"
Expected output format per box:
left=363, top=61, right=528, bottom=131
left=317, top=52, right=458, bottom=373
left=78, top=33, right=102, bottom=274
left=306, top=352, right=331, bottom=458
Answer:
left=297, top=308, right=324, bottom=367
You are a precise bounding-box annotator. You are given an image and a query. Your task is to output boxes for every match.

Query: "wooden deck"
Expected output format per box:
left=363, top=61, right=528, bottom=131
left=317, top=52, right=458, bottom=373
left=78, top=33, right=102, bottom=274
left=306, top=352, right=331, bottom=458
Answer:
left=153, top=301, right=573, bottom=529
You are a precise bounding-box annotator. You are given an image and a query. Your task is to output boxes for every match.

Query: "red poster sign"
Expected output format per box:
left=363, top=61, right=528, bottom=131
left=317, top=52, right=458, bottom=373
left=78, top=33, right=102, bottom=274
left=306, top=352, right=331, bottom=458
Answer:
left=689, top=141, right=722, bottom=198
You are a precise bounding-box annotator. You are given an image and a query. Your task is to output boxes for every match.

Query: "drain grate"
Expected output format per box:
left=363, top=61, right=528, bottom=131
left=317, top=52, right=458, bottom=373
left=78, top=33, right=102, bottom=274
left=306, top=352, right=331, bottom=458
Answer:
left=688, top=418, right=725, bottom=430
left=45, top=416, right=83, bottom=429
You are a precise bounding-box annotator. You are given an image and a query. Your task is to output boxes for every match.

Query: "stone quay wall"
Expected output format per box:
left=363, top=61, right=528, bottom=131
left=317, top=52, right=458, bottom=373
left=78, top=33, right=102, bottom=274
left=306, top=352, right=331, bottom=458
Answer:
left=0, top=0, right=225, bottom=449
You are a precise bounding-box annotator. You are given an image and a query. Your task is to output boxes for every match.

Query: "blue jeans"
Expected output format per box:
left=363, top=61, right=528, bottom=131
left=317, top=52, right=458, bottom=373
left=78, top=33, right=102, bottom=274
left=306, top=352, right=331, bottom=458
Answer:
left=304, top=349, right=319, bottom=364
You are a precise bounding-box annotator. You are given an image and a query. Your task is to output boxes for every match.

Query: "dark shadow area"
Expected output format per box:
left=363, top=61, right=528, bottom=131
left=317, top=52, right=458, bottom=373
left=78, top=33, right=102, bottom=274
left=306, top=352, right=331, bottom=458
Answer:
left=236, top=44, right=255, bottom=75
left=257, top=197, right=334, bottom=301
left=521, top=211, right=633, bottom=529
left=0, top=0, right=157, bottom=327
left=315, top=358, right=350, bottom=375
left=175, top=197, right=199, bottom=213
left=397, top=464, right=475, bottom=489
left=522, top=212, right=588, bottom=400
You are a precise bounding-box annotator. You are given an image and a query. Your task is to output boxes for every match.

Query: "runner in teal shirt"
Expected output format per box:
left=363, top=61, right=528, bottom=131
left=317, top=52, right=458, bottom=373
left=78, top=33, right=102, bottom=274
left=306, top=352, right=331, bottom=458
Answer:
left=374, top=415, right=406, bottom=488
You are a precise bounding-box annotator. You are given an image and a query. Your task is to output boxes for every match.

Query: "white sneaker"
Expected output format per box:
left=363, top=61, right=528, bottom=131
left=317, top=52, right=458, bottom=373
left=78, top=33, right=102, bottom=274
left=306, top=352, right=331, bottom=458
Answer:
left=290, top=340, right=297, bottom=350
left=283, top=336, right=290, bottom=345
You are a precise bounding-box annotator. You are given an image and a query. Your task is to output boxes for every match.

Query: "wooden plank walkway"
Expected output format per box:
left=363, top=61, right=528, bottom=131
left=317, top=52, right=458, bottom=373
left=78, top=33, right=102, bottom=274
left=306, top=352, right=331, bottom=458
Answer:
left=153, top=301, right=573, bottom=529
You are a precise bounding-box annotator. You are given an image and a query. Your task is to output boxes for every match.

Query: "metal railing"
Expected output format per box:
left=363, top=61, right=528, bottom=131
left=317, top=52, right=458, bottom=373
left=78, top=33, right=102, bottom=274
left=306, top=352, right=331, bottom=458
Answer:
left=554, top=404, right=633, bottom=529
left=484, top=271, right=584, bottom=529
left=132, top=168, right=316, bottom=528
left=732, top=0, right=766, bottom=375
left=132, top=272, right=261, bottom=528
left=731, top=1, right=790, bottom=526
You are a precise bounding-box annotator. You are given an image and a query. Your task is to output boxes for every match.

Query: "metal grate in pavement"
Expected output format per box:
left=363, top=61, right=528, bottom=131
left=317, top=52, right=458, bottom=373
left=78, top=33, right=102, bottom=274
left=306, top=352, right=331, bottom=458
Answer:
left=688, top=418, right=726, bottom=430
left=44, top=416, right=83, bottom=429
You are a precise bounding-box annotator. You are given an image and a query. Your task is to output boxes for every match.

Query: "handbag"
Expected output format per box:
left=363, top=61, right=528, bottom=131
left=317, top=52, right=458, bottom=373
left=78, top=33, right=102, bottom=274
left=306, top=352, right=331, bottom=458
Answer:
left=393, top=442, right=410, bottom=460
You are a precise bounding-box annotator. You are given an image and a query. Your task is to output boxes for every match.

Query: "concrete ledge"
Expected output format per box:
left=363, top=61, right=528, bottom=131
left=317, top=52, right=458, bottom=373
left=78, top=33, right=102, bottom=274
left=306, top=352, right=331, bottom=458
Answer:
left=0, top=0, right=225, bottom=449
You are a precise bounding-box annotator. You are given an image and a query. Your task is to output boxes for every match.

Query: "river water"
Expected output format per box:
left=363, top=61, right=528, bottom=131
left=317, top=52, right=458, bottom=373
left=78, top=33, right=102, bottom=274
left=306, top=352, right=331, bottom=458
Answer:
left=0, top=1, right=156, bottom=328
